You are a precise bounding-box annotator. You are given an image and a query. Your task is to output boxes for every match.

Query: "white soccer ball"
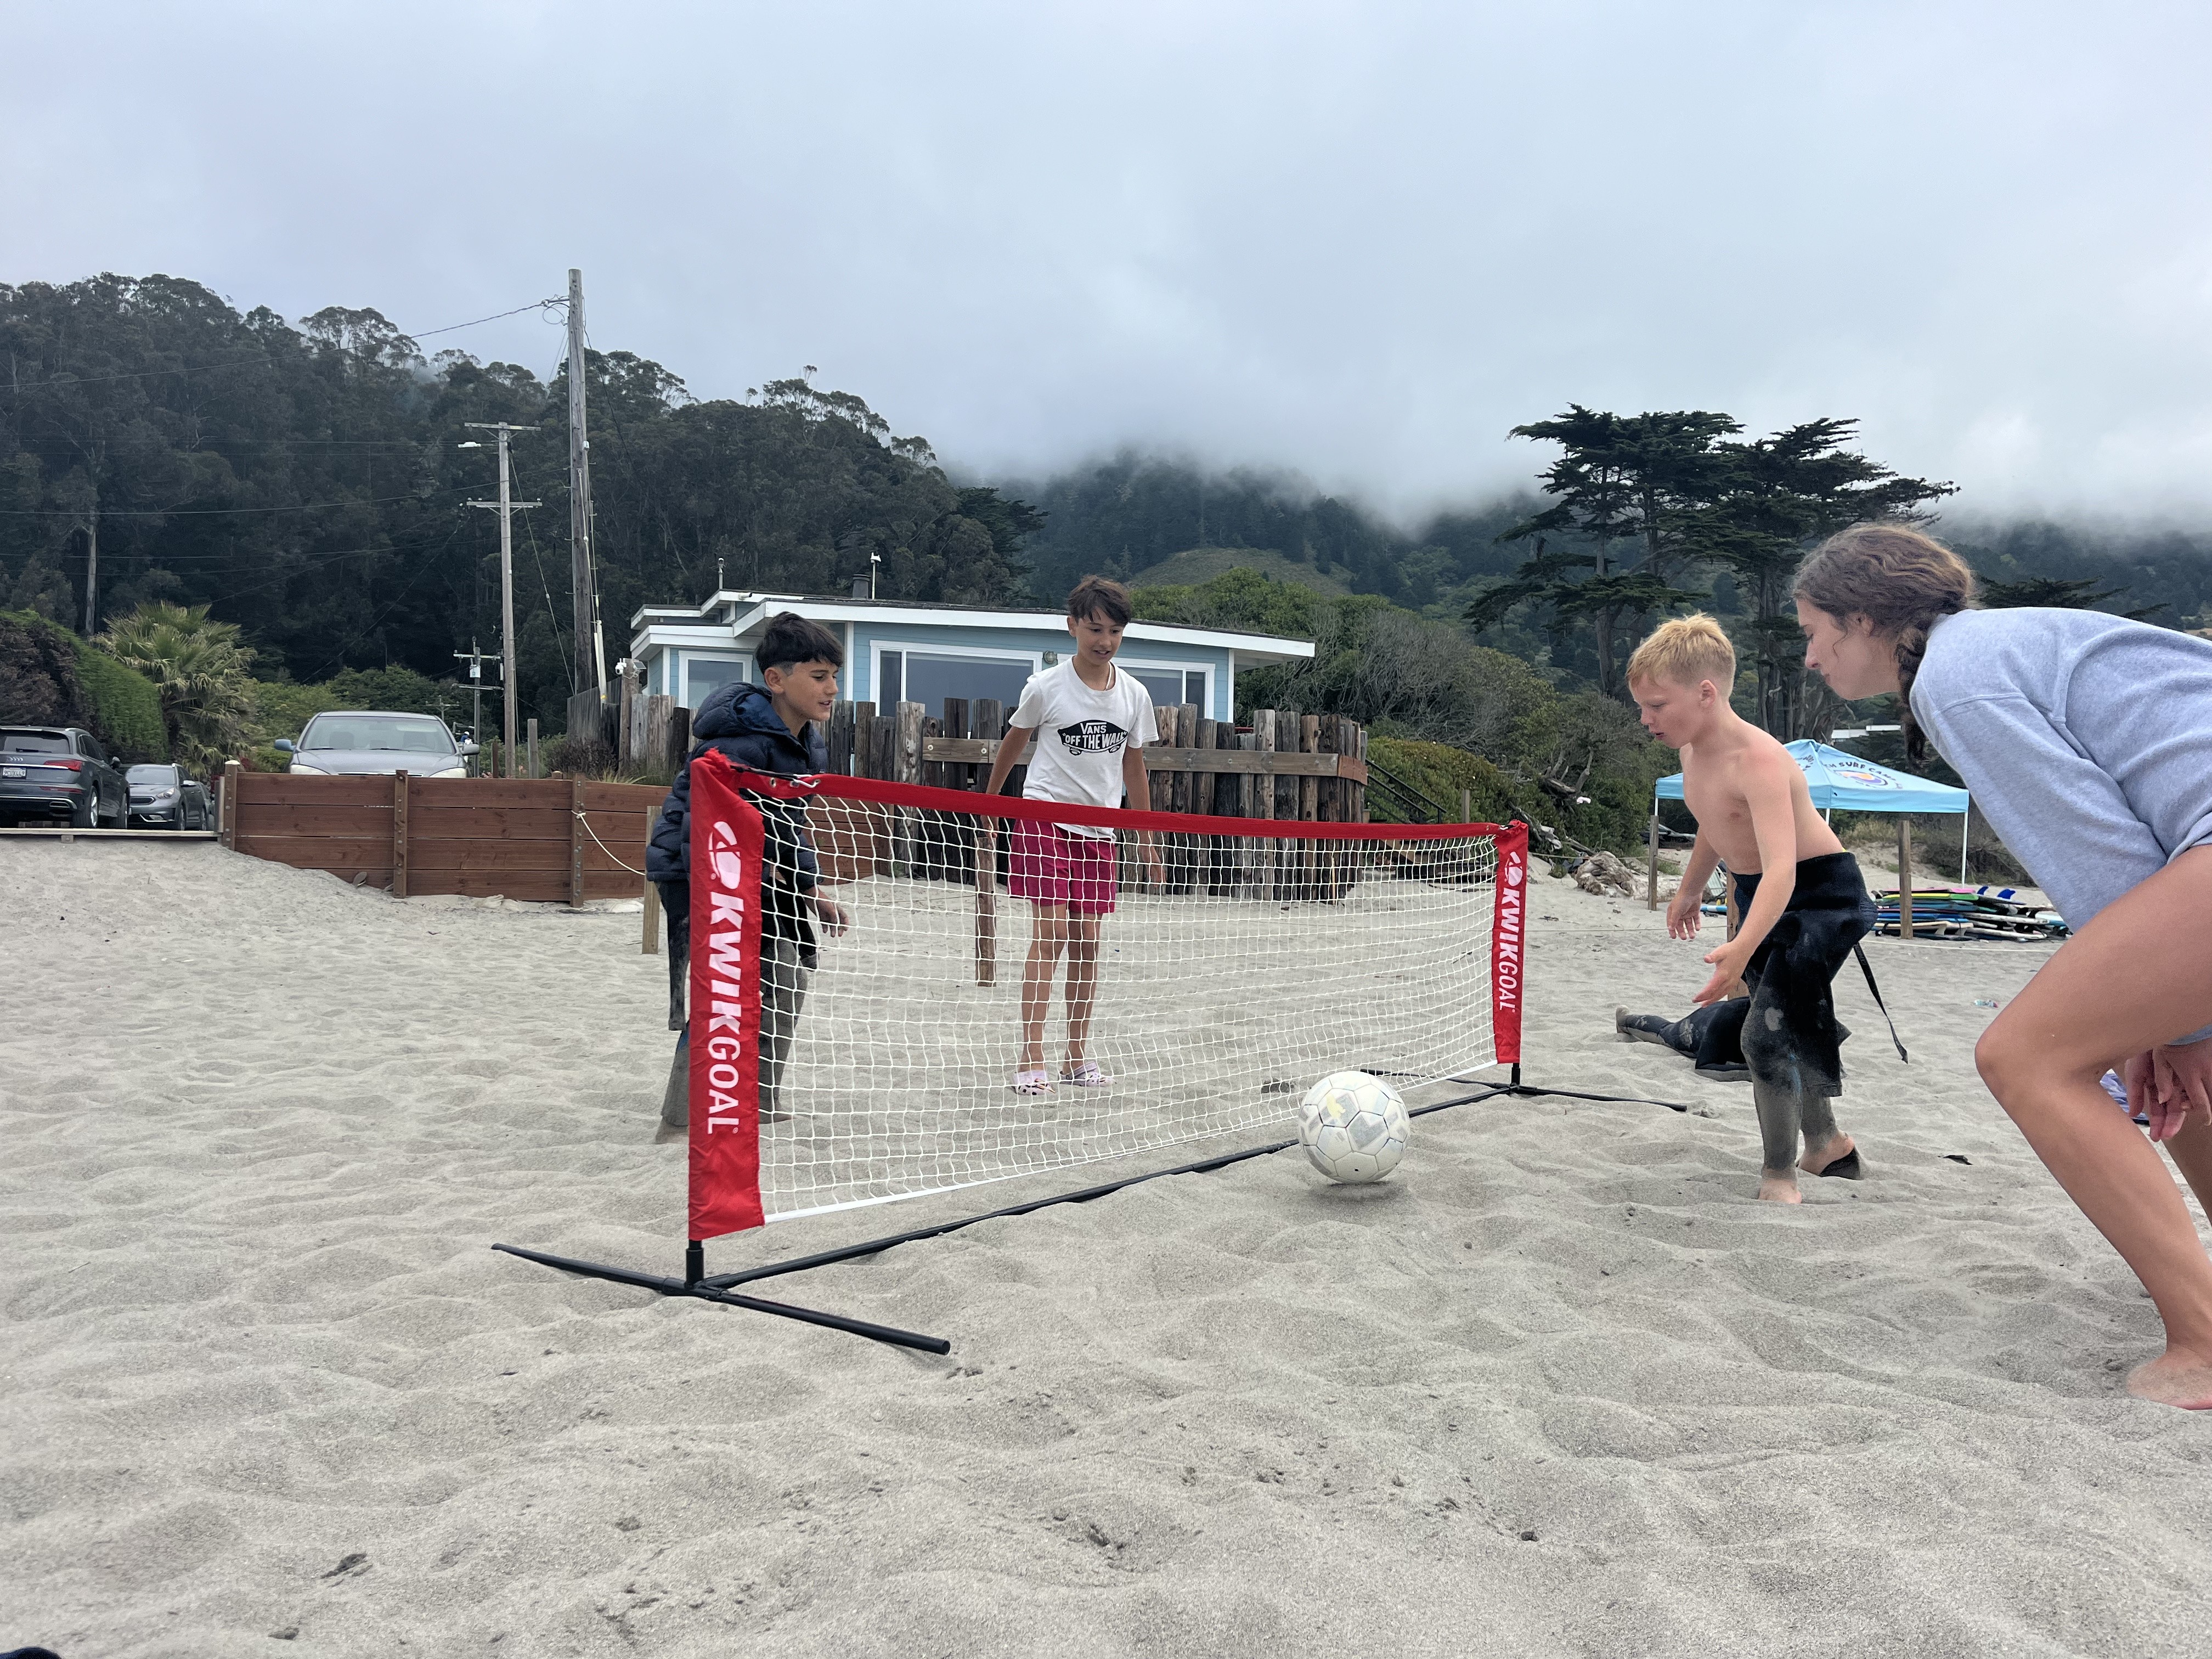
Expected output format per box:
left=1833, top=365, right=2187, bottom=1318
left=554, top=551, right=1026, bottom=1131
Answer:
left=1299, top=1071, right=1409, bottom=1184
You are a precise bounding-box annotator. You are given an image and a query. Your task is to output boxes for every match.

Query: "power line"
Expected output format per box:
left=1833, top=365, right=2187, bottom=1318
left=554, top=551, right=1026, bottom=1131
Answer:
left=414, top=298, right=566, bottom=338
left=0, top=491, right=464, bottom=516
left=1, top=297, right=563, bottom=393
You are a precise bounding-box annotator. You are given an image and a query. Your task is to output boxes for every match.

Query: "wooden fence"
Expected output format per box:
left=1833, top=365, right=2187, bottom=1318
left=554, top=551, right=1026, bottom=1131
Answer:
left=218, top=765, right=665, bottom=904
left=821, top=698, right=1368, bottom=821
left=217, top=701, right=1370, bottom=905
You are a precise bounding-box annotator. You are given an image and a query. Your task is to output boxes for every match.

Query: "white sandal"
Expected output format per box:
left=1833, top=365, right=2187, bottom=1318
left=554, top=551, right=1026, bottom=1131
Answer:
left=1059, top=1060, right=1113, bottom=1087
left=1011, top=1068, right=1055, bottom=1096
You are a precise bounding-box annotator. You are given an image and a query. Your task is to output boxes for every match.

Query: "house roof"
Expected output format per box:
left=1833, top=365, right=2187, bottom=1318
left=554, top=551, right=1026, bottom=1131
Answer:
left=628, top=590, right=1315, bottom=664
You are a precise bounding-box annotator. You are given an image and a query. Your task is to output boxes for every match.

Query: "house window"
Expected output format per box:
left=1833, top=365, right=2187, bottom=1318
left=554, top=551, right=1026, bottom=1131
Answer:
left=1124, top=664, right=1211, bottom=714
left=876, top=647, right=1037, bottom=716
left=682, top=653, right=751, bottom=710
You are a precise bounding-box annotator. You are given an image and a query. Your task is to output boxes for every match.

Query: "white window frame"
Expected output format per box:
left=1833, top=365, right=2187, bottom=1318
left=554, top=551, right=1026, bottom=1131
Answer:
left=870, top=639, right=1046, bottom=712
left=1117, top=656, right=1216, bottom=719
left=680, top=651, right=753, bottom=709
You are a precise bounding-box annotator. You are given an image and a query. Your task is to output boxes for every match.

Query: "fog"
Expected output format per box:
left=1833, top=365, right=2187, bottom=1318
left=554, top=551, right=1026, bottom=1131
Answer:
left=7, top=1, right=2211, bottom=520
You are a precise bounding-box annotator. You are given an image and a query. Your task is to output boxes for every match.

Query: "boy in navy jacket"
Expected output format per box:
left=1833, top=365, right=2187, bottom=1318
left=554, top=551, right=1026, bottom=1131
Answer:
left=648, top=612, right=847, bottom=1126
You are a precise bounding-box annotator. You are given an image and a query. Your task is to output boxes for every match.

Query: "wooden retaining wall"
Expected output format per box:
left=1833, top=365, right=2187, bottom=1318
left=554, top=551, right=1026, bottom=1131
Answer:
left=219, top=768, right=667, bottom=904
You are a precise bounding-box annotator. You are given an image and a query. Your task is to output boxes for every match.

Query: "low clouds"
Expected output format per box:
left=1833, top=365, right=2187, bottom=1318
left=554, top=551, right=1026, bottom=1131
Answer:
left=7, top=1, right=2209, bottom=520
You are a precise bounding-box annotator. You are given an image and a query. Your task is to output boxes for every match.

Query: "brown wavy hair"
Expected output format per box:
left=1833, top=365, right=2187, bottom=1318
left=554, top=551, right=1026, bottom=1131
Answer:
left=1793, top=522, right=1979, bottom=760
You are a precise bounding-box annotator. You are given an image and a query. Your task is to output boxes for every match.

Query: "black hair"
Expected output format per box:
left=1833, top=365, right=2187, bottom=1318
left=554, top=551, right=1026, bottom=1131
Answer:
left=1067, top=574, right=1133, bottom=627
left=758, top=611, right=844, bottom=673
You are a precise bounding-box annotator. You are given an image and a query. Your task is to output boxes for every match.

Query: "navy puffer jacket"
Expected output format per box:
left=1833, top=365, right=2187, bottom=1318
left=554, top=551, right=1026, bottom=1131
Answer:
left=646, top=680, right=827, bottom=891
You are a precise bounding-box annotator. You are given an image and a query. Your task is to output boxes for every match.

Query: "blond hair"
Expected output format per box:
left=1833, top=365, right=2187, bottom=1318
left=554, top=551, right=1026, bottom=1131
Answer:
left=1626, top=613, right=1736, bottom=691
left=1793, top=522, right=1979, bottom=759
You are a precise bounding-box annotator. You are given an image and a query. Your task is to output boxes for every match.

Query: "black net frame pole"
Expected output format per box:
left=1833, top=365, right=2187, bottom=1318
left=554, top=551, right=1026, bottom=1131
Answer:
left=701, top=1086, right=1510, bottom=1292
left=490, top=1242, right=951, bottom=1355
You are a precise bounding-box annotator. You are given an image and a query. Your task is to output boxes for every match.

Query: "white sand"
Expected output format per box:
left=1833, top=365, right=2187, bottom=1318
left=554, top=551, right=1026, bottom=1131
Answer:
left=6, top=839, right=2212, bottom=1657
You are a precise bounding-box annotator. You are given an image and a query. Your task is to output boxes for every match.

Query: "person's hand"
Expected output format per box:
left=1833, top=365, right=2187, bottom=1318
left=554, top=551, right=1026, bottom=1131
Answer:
left=1139, top=839, right=1166, bottom=888
left=2128, top=1044, right=2212, bottom=1142
left=815, top=895, right=850, bottom=939
left=1692, top=937, right=1751, bottom=1006
left=1666, top=885, right=1703, bottom=940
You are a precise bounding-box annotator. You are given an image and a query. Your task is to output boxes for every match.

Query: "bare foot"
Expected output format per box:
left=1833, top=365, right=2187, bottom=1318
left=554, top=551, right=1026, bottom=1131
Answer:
left=1757, top=1170, right=1803, bottom=1204
left=2127, top=1351, right=2212, bottom=1409
left=1800, top=1133, right=1861, bottom=1180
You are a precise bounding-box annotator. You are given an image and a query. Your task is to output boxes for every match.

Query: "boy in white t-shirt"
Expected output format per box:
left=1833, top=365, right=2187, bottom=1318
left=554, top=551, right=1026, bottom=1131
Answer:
left=983, top=575, right=1166, bottom=1094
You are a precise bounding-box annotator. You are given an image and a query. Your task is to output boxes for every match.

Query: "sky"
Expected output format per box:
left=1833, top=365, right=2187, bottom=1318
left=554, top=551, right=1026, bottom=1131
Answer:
left=7, top=1, right=2212, bottom=524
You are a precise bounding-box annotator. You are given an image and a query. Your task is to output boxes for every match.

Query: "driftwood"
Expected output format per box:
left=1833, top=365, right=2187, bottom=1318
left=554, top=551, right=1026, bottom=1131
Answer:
left=1572, top=850, right=1638, bottom=896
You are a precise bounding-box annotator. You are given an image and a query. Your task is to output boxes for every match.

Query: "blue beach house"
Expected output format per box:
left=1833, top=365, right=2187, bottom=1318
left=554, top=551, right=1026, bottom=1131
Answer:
left=627, top=590, right=1313, bottom=724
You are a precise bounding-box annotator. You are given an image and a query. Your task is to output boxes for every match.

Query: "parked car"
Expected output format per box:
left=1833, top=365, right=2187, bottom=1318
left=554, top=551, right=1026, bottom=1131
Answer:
left=0, top=726, right=131, bottom=828
left=126, top=763, right=213, bottom=830
left=275, top=710, right=479, bottom=777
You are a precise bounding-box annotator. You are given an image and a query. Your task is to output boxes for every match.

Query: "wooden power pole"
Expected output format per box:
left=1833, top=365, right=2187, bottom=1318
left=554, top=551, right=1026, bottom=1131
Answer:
left=465, top=424, right=540, bottom=776
left=566, top=268, right=606, bottom=723
left=81, top=506, right=98, bottom=636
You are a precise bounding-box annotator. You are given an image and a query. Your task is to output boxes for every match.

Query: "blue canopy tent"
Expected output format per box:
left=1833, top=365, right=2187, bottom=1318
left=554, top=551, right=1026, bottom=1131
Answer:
left=1654, top=739, right=1973, bottom=885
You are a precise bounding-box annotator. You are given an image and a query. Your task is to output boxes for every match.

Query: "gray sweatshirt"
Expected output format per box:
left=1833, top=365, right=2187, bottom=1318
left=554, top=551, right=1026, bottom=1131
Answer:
left=1912, top=606, right=2212, bottom=1043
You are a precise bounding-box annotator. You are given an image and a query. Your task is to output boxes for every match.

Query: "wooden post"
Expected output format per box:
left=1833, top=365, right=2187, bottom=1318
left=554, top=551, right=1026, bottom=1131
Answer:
left=1647, top=808, right=1661, bottom=911
left=1459, top=787, right=1472, bottom=823
left=1898, top=816, right=1916, bottom=939
left=220, top=759, right=241, bottom=849
left=895, top=702, right=924, bottom=783
left=851, top=701, right=876, bottom=777
left=1351, top=720, right=1367, bottom=826
left=642, top=865, right=661, bottom=953
left=526, top=717, right=539, bottom=780
left=569, top=777, right=588, bottom=909
left=392, top=771, right=410, bottom=898
left=669, top=706, right=690, bottom=769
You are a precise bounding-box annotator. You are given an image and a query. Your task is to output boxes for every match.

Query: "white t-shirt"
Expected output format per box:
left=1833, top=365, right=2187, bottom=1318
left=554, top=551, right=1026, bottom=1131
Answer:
left=1010, top=659, right=1159, bottom=837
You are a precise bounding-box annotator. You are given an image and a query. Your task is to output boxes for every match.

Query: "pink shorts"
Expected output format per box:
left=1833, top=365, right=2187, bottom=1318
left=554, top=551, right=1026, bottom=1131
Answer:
left=1008, top=821, right=1119, bottom=916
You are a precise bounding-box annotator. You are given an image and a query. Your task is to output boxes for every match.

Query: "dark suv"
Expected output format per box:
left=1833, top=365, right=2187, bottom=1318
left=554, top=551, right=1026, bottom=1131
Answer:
left=0, top=726, right=131, bottom=828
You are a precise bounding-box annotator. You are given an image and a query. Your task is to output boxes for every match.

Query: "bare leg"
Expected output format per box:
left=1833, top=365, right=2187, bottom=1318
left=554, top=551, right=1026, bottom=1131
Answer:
left=2165, top=1117, right=2212, bottom=1224
left=1063, top=915, right=1101, bottom=1065
left=1974, top=845, right=2212, bottom=1409
left=1019, top=904, right=1068, bottom=1071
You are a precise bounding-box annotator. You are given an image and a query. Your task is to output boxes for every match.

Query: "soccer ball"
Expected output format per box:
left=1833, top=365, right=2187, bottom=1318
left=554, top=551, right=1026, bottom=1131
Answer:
left=1299, top=1071, right=1409, bottom=1183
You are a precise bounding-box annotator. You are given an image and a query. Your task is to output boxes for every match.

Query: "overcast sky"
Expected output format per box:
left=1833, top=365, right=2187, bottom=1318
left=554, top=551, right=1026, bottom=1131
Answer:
left=8, top=1, right=2211, bottom=523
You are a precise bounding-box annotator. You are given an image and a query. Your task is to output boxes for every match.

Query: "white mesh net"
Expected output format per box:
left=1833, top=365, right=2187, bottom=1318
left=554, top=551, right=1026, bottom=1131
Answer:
left=726, top=784, right=1508, bottom=1222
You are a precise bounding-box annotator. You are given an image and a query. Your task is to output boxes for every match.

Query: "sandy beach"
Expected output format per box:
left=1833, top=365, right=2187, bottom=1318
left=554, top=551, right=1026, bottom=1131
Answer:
left=7, top=837, right=2212, bottom=1657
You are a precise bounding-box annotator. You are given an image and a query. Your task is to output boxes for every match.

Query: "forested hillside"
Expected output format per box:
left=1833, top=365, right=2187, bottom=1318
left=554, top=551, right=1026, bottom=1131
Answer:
left=1, top=274, right=1036, bottom=738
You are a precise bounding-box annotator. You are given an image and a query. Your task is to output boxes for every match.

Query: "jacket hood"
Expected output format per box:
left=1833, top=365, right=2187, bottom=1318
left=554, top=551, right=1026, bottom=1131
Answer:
left=691, top=680, right=795, bottom=742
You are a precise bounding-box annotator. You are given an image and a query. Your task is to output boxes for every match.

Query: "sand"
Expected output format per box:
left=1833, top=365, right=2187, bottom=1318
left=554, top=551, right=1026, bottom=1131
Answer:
left=6, top=838, right=2212, bottom=1657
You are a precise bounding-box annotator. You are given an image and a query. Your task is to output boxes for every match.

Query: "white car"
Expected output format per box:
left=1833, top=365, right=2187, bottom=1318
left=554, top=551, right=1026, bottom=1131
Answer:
left=275, top=710, right=481, bottom=778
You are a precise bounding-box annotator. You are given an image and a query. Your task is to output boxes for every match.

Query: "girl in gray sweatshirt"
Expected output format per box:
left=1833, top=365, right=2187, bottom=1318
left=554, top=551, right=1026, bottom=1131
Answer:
left=1795, top=522, right=2212, bottom=1411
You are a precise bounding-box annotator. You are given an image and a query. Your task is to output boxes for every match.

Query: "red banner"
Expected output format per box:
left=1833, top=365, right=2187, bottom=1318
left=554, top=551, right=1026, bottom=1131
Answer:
left=1489, top=820, right=1528, bottom=1066
left=687, top=751, right=768, bottom=1239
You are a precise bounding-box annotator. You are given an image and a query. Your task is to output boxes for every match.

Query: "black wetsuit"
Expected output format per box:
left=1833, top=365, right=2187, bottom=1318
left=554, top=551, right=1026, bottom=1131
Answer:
left=1730, top=853, right=1878, bottom=1175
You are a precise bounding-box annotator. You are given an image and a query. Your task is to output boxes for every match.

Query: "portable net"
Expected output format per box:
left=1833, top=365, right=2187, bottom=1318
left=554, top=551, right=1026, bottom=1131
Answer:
left=684, top=755, right=1527, bottom=1237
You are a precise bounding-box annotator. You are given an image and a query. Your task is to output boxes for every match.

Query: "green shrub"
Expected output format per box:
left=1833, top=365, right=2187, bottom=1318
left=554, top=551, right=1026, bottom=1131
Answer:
left=2, top=611, right=165, bottom=760
left=249, top=679, right=340, bottom=744
left=72, top=642, right=167, bottom=761
left=1366, top=737, right=1526, bottom=826
left=323, top=665, right=460, bottom=720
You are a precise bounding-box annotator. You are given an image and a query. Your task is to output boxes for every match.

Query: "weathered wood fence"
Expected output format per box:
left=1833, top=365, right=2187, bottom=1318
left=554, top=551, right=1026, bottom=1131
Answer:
left=809, top=698, right=1372, bottom=902
left=218, top=764, right=664, bottom=904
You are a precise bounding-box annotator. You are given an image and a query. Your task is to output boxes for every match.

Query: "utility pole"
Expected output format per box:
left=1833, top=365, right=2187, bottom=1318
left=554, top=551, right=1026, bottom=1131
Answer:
left=453, top=640, right=502, bottom=759
left=464, top=425, right=540, bottom=776
left=566, top=268, right=606, bottom=712
left=81, top=506, right=98, bottom=636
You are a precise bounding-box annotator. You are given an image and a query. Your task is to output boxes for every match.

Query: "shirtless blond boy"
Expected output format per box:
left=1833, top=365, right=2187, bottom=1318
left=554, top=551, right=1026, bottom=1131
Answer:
left=1628, top=615, right=1876, bottom=1201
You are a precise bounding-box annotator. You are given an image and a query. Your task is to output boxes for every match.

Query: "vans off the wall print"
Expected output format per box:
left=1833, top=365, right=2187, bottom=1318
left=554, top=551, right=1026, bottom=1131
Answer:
left=1056, top=720, right=1128, bottom=757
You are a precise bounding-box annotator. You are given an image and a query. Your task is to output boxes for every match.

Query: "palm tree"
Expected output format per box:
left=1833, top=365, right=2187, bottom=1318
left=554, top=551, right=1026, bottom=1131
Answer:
left=97, top=602, right=257, bottom=770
